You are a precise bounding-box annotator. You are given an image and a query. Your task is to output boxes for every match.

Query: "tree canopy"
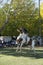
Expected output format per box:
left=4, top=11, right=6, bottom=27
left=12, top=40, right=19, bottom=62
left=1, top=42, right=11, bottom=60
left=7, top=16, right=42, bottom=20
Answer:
left=40, top=3, right=43, bottom=36
left=0, top=0, right=43, bottom=36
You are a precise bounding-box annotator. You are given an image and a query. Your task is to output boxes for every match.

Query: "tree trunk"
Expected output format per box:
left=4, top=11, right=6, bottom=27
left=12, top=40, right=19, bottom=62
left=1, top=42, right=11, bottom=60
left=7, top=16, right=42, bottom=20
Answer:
left=0, top=15, right=9, bottom=32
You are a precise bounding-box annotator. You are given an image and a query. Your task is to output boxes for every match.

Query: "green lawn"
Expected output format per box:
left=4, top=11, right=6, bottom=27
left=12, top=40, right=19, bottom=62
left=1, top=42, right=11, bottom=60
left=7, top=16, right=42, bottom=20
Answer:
left=0, top=47, right=43, bottom=65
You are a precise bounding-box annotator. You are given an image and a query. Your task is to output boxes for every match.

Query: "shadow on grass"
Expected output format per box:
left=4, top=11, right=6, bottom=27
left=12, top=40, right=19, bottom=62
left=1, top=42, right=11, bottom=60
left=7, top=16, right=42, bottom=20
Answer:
left=0, top=47, right=43, bottom=59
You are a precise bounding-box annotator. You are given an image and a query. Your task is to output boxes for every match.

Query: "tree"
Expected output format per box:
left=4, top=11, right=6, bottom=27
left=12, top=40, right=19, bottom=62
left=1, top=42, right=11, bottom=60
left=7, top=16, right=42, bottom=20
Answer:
left=40, top=3, right=43, bottom=36
left=0, top=0, right=3, bottom=3
left=0, top=0, right=39, bottom=36
left=0, top=0, right=13, bottom=32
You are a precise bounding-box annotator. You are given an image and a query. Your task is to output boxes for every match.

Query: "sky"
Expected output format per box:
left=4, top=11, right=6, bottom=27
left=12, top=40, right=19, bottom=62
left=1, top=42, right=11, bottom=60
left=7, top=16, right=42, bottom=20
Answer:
left=35, top=0, right=43, bottom=7
left=0, top=0, right=43, bottom=8
left=0, top=0, right=11, bottom=4
left=0, top=0, right=11, bottom=8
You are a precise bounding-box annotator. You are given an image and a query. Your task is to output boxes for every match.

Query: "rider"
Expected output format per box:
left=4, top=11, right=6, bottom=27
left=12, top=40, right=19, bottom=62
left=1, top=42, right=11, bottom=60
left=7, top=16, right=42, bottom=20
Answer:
left=16, top=27, right=30, bottom=52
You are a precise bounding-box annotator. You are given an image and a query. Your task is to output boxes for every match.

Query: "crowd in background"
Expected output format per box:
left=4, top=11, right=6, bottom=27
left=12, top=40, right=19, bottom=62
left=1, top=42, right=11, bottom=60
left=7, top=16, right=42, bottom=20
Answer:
left=0, top=27, right=43, bottom=48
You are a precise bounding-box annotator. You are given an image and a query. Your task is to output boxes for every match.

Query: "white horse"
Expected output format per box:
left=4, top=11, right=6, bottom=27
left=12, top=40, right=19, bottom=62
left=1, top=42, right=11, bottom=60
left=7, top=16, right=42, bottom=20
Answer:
left=16, top=33, right=31, bottom=52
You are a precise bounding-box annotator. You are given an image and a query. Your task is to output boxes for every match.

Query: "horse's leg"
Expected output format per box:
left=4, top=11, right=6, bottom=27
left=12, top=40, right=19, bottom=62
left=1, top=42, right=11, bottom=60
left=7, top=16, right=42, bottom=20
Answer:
left=16, top=41, right=20, bottom=52
left=19, top=41, right=24, bottom=52
left=16, top=44, right=20, bottom=52
left=28, top=40, right=32, bottom=50
left=31, top=41, right=36, bottom=54
left=19, top=43, right=23, bottom=52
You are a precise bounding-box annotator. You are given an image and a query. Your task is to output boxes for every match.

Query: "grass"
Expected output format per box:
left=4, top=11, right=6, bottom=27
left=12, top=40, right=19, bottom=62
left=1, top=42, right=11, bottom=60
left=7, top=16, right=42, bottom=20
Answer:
left=0, top=47, right=43, bottom=65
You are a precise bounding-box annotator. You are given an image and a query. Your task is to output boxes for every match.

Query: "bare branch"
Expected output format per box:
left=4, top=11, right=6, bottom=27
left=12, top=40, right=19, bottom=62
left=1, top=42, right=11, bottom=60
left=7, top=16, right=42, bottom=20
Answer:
left=7, top=0, right=14, bottom=13
left=0, top=0, right=3, bottom=3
